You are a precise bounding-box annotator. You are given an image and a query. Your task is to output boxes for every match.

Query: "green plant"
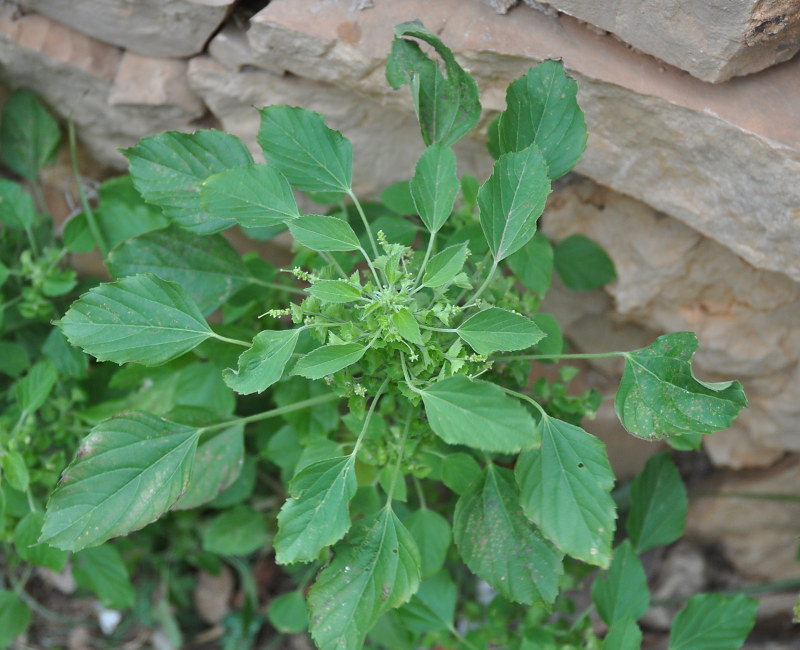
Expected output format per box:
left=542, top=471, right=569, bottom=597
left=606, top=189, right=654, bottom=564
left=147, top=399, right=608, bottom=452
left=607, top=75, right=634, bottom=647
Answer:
left=36, top=22, right=757, bottom=650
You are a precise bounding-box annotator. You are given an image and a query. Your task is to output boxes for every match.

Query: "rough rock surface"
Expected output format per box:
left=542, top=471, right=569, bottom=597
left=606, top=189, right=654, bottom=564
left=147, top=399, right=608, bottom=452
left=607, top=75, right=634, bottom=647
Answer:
left=17, top=0, right=235, bottom=58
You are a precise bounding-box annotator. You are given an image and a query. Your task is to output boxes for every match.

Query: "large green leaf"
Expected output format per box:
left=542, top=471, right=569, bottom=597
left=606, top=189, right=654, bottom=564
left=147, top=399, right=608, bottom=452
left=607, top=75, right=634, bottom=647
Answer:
left=420, top=375, right=539, bottom=453
left=106, top=226, right=252, bottom=316
left=506, top=231, right=553, bottom=297
left=409, top=144, right=459, bottom=233
left=626, top=452, right=687, bottom=553
left=275, top=456, right=357, bottom=564
left=554, top=234, right=617, bottom=291
left=289, top=214, right=361, bottom=252
left=291, top=343, right=366, bottom=379
left=478, top=145, right=551, bottom=262
left=396, top=571, right=456, bottom=634
left=456, top=307, right=544, bottom=355
left=202, top=505, right=269, bottom=556
left=591, top=540, right=649, bottom=625
left=497, top=61, right=587, bottom=179
left=0, top=89, right=60, bottom=180
left=200, top=163, right=300, bottom=228
left=669, top=594, right=758, bottom=650
left=15, top=360, right=57, bottom=413
left=307, top=280, right=363, bottom=304
left=516, top=415, right=616, bottom=567
left=223, top=328, right=300, bottom=395
left=404, top=509, right=451, bottom=579
left=0, top=179, right=35, bottom=229
left=123, top=130, right=253, bottom=234
left=257, top=106, right=352, bottom=194
left=307, top=508, right=420, bottom=650
left=602, top=618, right=643, bottom=650
left=616, top=332, right=748, bottom=440
left=72, top=544, right=136, bottom=609
left=59, top=274, right=214, bottom=366
left=40, top=412, right=200, bottom=550
left=387, top=22, right=481, bottom=148
left=421, top=242, right=468, bottom=288
left=454, top=465, right=563, bottom=607
left=0, top=589, right=31, bottom=647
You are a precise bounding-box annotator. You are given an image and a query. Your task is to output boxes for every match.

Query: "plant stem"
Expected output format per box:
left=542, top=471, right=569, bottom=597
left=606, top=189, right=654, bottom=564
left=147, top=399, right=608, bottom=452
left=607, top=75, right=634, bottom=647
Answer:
left=412, top=475, right=427, bottom=510
left=68, top=120, right=108, bottom=256
left=348, top=190, right=379, bottom=258
left=209, top=332, right=251, bottom=348
left=692, top=490, right=800, bottom=503
left=249, top=277, right=307, bottom=295
left=385, top=410, right=412, bottom=504
left=464, top=258, right=498, bottom=308
left=495, top=351, right=626, bottom=362
left=358, top=246, right=382, bottom=287
left=651, top=579, right=800, bottom=607
left=24, top=226, right=40, bottom=259
left=413, top=232, right=437, bottom=289
left=320, top=251, right=349, bottom=279
left=497, top=384, right=547, bottom=418
left=353, top=378, right=389, bottom=456
left=400, top=354, right=422, bottom=394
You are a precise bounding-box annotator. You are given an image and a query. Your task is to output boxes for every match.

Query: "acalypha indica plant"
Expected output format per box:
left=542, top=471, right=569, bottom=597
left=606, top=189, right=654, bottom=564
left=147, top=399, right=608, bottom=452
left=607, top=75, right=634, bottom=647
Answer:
left=38, top=21, right=756, bottom=650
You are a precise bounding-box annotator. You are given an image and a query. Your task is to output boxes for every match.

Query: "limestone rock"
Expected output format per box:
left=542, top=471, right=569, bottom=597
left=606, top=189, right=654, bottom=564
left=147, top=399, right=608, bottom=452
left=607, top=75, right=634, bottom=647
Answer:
left=17, top=0, right=235, bottom=58
left=524, top=0, right=800, bottom=82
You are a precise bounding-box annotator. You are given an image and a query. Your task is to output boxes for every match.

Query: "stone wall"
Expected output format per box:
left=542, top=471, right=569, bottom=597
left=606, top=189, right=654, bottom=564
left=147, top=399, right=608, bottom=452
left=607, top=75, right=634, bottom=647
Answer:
left=1, top=0, right=800, bottom=581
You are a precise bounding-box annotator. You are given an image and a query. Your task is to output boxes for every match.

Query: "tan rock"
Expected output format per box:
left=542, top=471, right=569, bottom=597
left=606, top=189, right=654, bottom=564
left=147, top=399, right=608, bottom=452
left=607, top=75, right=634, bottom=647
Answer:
left=17, top=0, right=234, bottom=58
left=193, top=566, right=234, bottom=624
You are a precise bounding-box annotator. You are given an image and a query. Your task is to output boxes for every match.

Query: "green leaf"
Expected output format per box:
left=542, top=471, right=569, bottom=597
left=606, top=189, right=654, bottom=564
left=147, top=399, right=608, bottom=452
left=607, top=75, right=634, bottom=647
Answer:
left=591, top=540, right=649, bottom=625
left=380, top=181, right=416, bottom=215
left=421, top=242, right=468, bottom=288
left=123, top=130, right=253, bottom=234
left=497, top=61, right=587, bottom=179
left=307, top=508, right=420, bottom=650
left=268, top=591, right=308, bottom=634
left=1, top=451, right=29, bottom=492
left=396, top=571, right=456, bottom=634
left=289, top=214, right=361, bottom=252
left=616, top=332, right=748, bottom=440
left=258, top=106, right=352, bottom=194
left=106, top=226, right=251, bottom=316
left=174, top=362, right=235, bottom=415
left=421, top=376, right=539, bottom=453
left=454, top=465, right=563, bottom=606
left=41, top=412, right=200, bottom=551
left=0, top=89, right=60, bottom=180
left=0, top=179, right=35, bottom=229
left=392, top=308, right=423, bottom=346
left=0, top=589, right=32, bottom=647
left=409, top=144, right=459, bottom=233
left=516, top=415, right=616, bottom=567
left=387, top=22, right=481, bottom=147
left=14, top=511, right=68, bottom=572
left=669, top=594, right=758, bottom=650
left=0, top=342, right=29, bottom=378
left=603, top=618, right=643, bottom=650
left=531, top=313, right=564, bottom=356
left=275, top=456, right=357, bottom=564
left=72, top=544, right=136, bottom=609
left=506, top=231, right=553, bottom=297
left=441, top=452, right=482, bottom=495
left=59, top=274, right=214, bottom=366
left=308, top=280, right=363, bottom=304
left=15, top=360, right=57, bottom=413
left=627, top=452, right=687, bottom=553
left=201, top=163, right=300, bottom=228
left=404, top=509, right=451, bottom=579
left=223, top=328, right=300, bottom=395
left=554, top=234, right=617, bottom=290
left=456, top=307, right=544, bottom=355
left=173, top=424, right=244, bottom=510
left=291, top=343, right=366, bottom=379
left=478, top=145, right=551, bottom=262
left=202, top=505, right=269, bottom=556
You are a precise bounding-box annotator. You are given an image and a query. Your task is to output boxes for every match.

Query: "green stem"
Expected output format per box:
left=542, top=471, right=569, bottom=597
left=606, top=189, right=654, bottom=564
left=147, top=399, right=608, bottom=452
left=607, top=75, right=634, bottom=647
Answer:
left=413, top=232, right=437, bottom=289
left=348, top=190, right=379, bottom=258
left=495, top=351, right=626, bottom=362
left=447, top=624, right=480, bottom=650
left=385, top=410, right=413, bottom=504
left=0, top=296, right=22, bottom=313
left=68, top=120, right=108, bottom=256
left=400, top=354, right=422, bottom=394
left=497, top=385, right=547, bottom=417
left=651, top=579, right=800, bottom=607
left=209, top=332, right=251, bottom=348
left=464, top=259, right=498, bottom=308
left=692, top=491, right=800, bottom=503
left=24, top=226, right=40, bottom=259
left=412, top=475, right=427, bottom=510
left=418, top=324, right=456, bottom=334
left=358, top=246, right=382, bottom=288
left=249, top=278, right=307, bottom=295
left=353, top=378, right=389, bottom=456
left=320, top=251, right=349, bottom=279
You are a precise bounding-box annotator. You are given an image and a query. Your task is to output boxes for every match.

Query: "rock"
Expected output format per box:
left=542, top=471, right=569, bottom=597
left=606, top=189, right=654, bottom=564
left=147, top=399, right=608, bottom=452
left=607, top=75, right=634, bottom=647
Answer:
left=247, top=0, right=800, bottom=284
left=17, top=0, right=235, bottom=58
left=193, top=566, right=234, bottom=624
left=207, top=23, right=272, bottom=73
left=522, top=0, right=800, bottom=82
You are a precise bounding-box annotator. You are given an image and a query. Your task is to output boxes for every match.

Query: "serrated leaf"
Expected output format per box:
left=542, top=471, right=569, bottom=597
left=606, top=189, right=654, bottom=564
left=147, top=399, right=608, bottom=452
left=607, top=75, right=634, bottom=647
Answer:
left=404, top=509, right=451, bottom=579
left=409, top=144, right=459, bottom=233
left=13, top=511, right=68, bottom=572
left=307, top=508, right=420, bottom=650
left=396, top=571, right=456, bottom=634
left=106, top=226, right=251, bottom=316
left=478, top=145, right=551, bottom=262
left=308, top=280, right=362, bottom=304
left=258, top=106, right=352, bottom=194
left=15, top=360, right=57, bottom=413
left=422, top=242, right=468, bottom=288
left=0, top=89, right=60, bottom=180
left=59, top=274, right=214, bottom=366
left=421, top=375, right=539, bottom=453
left=202, top=505, right=269, bottom=556
left=392, top=308, right=423, bottom=345
left=627, top=452, right=687, bottom=553
left=497, top=61, right=587, bottom=179
left=516, top=415, right=616, bottom=567
left=289, top=214, right=361, bottom=252
left=669, top=594, right=758, bottom=650
left=275, top=456, right=357, bottom=564
left=387, top=22, right=481, bottom=148
left=591, top=540, right=649, bottom=625
left=506, top=231, right=553, bottom=297
left=554, top=234, right=617, bottom=290
left=0, top=179, right=35, bottom=229
left=603, top=618, right=643, bottom=650
left=72, top=544, right=135, bottom=609
left=41, top=412, right=200, bottom=551
left=457, top=307, right=544, bottom=355
left=454, top=465, right=563, bottom=606
left=0, top=589, right=32, bottom=647
left=223, top=328, right=300, bottom=395
left=291, top=343, right=366, bottom=379
left=201, top=163, right=300, bottom=228
left=123, top=130, right=253, bottom=234
left=616, top=332, right=748, bottom=440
